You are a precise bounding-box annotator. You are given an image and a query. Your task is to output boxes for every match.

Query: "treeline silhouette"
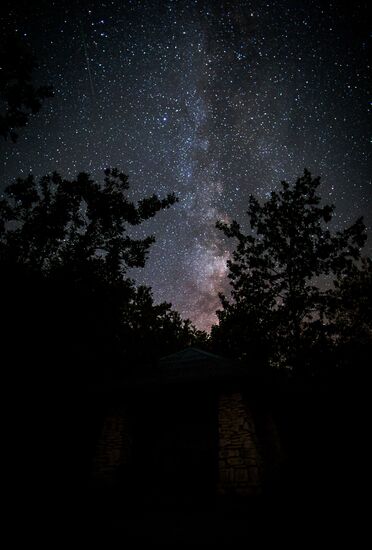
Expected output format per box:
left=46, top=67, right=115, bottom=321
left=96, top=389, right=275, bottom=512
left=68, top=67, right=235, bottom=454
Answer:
left=211, top=169, right=371, bottom=384
left=1, top=167, right=370, bottom=385
left=0, top=169, right=205, bottom=378
left=2, top=33, right=369, bottom=388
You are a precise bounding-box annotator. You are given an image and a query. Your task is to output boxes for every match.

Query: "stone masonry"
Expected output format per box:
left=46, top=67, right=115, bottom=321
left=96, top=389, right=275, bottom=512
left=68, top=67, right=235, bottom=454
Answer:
left=92, top=408, right=132, bottom=484
left=218, top=392, right=262, bottom=495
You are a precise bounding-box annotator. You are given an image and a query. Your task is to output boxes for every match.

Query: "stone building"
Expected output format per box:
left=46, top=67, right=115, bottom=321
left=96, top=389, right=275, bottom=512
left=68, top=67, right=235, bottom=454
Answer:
left=89, top=347, right=284, bottom=502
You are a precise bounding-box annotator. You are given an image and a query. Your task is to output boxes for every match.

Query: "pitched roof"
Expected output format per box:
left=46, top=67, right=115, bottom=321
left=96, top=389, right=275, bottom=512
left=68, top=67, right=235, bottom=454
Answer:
left=158, top=347, right=243, bottom=383
left=159, top=347, right=230, bottom=366
left=88, top=347, right=245, bottom=393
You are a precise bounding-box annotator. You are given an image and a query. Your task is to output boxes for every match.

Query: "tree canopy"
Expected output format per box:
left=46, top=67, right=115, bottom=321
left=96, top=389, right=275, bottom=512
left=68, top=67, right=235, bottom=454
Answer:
left=212, top=169, right=368, bottom=374
left=0, top=168, right=176, bottom=277
left=326, top=256, right=372, bottom=375
left=0, top=168, right=205, bottom=381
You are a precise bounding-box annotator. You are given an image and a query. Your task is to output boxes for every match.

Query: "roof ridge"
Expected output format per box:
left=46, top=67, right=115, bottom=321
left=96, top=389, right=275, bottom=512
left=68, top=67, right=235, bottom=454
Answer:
left=159, top=346, right=228, bottom=363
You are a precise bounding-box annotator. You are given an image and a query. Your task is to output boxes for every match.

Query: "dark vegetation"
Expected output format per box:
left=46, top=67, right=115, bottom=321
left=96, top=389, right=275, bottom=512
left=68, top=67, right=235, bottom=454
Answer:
left=0, top=168, right=206, bottom=378
left=1, top=34, right=370, bottom=535
left=0, top=32, right=53, bottom=142
left=212, top=169, right=371, bottom=382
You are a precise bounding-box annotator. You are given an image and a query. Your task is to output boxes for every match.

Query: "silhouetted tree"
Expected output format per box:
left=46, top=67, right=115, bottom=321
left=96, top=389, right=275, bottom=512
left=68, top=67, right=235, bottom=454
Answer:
left=212, top=170, right=367, bottom=372
left=0, top=168, right=181, bottom=380
left=0, top=169, right=176, bottom=275
left=327, top=257, right=372, bottom=376
left=119, top=285, right=208, bottom=363
left=0, top=32, right=53, bottom=141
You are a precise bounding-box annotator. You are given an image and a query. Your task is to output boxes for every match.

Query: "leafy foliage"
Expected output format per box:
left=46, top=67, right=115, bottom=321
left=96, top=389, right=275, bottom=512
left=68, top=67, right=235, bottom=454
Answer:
left=327, top=257, right=372, bottom=373
left=212, top=169, right=367, bottom=372
left=0, top=169, right=206, bottom=381
left=119, top=285, right=209, bottom=363
left=0, top=168, right=177, bottom=278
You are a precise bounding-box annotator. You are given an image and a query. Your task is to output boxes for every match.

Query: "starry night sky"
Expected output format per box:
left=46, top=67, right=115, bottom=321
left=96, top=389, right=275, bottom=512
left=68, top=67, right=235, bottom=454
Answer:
left=1, top=0, right=371, bottom=331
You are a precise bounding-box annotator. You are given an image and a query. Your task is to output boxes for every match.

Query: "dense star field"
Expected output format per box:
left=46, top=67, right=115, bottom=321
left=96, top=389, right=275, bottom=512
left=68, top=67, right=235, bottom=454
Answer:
left=1, top=0, right=371, bottom=330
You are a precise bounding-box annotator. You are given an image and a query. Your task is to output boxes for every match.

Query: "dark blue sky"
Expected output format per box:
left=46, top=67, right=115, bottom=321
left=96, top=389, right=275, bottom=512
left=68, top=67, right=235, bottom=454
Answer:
left=1, top=0, right=371, bottom=330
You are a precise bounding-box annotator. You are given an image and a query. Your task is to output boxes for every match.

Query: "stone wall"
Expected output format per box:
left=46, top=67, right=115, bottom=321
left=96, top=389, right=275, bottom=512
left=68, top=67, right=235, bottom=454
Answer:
left=218, top=392, right=262, bottom=495
left=91, top=391, right=264, bottom=495
left=92, top=408, right=132, bottom=484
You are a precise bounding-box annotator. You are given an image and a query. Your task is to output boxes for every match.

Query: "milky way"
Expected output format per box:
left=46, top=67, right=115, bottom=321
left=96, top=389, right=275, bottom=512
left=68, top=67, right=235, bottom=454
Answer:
left=1, top=0, right=371, bottom=330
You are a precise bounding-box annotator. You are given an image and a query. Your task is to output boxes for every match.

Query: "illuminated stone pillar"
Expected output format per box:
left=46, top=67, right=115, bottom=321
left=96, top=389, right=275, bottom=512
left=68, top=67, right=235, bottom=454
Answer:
left=92, top=408, right=132, bottom=484
left=218, top=392, right=262, bottom=495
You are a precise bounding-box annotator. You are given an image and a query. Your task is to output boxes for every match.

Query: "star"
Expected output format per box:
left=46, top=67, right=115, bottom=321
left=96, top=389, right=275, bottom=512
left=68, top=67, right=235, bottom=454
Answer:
left=1, top=1, right=370, bottom=331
